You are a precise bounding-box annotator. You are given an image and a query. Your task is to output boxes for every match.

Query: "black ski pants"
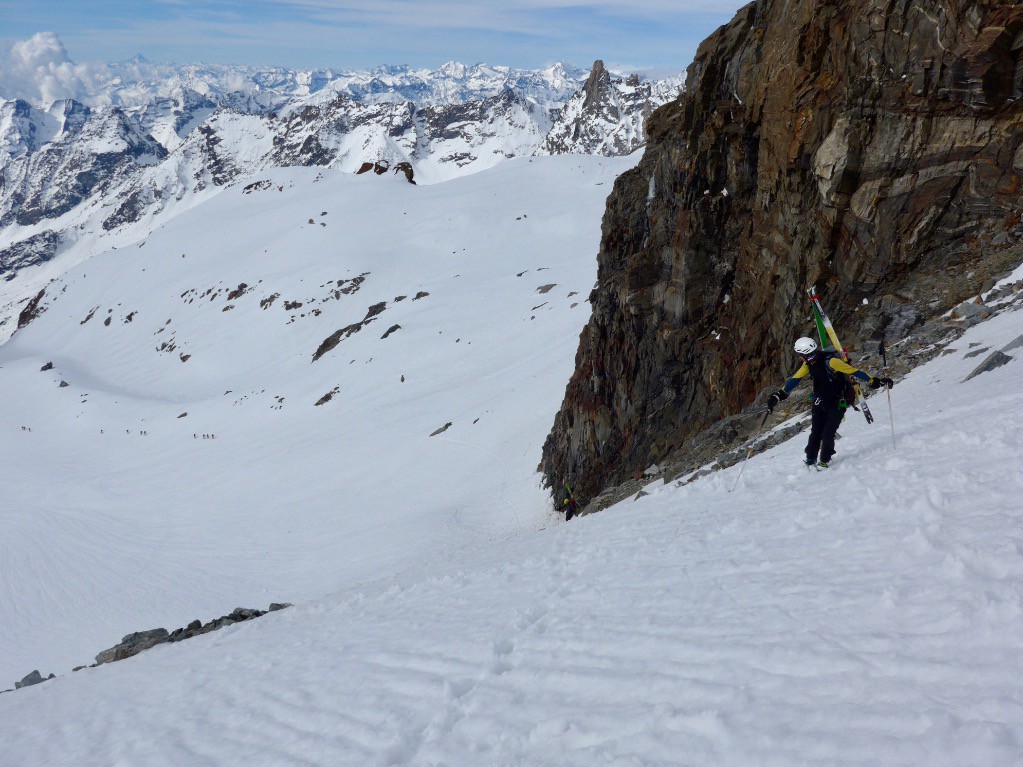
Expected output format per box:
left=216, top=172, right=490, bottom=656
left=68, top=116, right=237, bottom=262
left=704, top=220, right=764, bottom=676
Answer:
left=806, top=401, right=844, bottom=463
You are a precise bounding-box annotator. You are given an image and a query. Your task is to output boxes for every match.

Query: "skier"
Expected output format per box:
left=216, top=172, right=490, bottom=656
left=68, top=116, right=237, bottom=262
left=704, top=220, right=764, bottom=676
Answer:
left=766, top=337, right=893, bottom=468
left=562, top=484, right=579, bottom=521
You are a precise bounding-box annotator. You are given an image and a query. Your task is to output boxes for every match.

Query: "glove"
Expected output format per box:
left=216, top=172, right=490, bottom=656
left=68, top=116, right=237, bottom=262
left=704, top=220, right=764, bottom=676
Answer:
left=869, top=376, right=894, bottom=390
left=766, top=389, right=787, bottom=412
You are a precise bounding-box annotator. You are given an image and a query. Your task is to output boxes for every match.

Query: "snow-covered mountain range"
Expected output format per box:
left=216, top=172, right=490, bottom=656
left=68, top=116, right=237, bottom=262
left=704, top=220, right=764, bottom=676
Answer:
left=6, top=54, right=587, bottom=111
left=0, top=58, right=683, bottom=341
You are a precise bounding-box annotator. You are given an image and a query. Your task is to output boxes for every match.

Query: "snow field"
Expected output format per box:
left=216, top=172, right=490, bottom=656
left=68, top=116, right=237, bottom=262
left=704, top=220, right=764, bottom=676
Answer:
left=5, top=301, right=1023, bottom=765
left=2, top=156, right=1023, bottom=765
left=0, top=155, right=635, bottom=683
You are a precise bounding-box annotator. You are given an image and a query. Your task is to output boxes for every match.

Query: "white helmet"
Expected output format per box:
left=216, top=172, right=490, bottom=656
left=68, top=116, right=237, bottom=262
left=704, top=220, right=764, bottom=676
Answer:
left=794, top=337, right=818, bottom=356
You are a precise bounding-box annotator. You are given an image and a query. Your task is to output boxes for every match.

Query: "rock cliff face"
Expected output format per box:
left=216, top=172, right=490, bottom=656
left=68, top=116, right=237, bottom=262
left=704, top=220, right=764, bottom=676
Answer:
left=541, top=0, right=1023, bottom=506
left=1, top=100, right=167, bottom=229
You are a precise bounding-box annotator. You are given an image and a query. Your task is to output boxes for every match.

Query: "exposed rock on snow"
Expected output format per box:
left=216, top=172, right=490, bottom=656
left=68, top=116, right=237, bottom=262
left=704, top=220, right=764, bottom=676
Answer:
left=94, top=628, right=170, bottom=665
left=16, top=287, right=47, bottom=329
left=315, top=386, right=341, bottom=405
left=311, top=302, right=387, bottom=361
left=963, top=349, right=1013, bottom=381
left=90, top=605, right=294, bottom=668
left=13, top=669, right=54, bottom=690
left=0, top=604, right=291, bottom=686
left=963, top=330, right=1023, bottom=381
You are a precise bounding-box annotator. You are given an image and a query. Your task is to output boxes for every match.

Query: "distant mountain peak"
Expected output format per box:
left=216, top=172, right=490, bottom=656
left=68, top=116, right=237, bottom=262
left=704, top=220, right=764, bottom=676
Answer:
left=436, top=61, right=468, bottom=78
left=582, top=59, right=612, bottom=110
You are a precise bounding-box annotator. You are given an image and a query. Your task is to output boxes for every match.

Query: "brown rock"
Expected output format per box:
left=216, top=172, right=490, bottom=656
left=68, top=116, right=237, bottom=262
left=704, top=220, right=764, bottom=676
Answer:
left=17, top=289, right=47, bottom=330
left=542, top=0, right=1023, bottom=508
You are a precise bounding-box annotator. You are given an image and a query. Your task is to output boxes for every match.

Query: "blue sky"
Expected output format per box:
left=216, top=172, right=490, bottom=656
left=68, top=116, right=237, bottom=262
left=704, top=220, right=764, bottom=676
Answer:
left=0, top=0, right=745, bottom=72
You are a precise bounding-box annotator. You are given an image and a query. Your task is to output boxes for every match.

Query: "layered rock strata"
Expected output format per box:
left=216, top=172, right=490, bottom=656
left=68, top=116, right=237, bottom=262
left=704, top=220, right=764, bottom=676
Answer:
left=542, top=0, right=1023, bottom=507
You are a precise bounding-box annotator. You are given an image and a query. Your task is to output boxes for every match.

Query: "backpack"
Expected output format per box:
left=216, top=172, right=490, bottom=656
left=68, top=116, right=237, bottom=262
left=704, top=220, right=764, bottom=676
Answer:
left=821, top=347, right=860, bottom=409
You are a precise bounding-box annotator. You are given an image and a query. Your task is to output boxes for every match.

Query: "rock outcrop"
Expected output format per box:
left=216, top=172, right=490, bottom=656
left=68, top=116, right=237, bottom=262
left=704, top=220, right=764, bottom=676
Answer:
left=92, top=604, right=293, bottom=666
left=537, top=60, right=677, bottom=156
left=542, top=0, right=1023, bottom=507
left=1, top=603, right=294, bottom=695
left=14, top=670, right=54, bottom=689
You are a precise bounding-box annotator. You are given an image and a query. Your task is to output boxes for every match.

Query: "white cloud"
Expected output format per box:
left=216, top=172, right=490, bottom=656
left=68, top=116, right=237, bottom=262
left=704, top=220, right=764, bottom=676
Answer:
left=0, top=32, right=108, bottom=105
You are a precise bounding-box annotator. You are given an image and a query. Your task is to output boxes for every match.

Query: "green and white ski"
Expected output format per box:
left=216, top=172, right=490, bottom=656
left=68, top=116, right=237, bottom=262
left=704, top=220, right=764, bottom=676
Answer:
left=807, top=286, right=874, bottom=424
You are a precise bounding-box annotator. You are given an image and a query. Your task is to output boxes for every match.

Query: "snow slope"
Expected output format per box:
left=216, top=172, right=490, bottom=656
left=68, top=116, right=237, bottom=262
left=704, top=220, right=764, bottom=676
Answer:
left=3, top=161, right=1023, bottom=765
left=0, top=154, right=635, bottom=684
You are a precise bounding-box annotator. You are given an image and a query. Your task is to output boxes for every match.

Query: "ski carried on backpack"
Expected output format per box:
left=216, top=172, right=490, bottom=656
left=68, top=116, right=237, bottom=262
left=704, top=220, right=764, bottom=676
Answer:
left=807, top=286, right=874, bottom=424
left=562, top=483, right=579, bottom=520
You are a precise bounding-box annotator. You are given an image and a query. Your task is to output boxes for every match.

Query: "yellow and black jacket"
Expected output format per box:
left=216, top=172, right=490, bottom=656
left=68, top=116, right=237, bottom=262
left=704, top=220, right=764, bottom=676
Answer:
left=783, top=353, right=873, bottom=407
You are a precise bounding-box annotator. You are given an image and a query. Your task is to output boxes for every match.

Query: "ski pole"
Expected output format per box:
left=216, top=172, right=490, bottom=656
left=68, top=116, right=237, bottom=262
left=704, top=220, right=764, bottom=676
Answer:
left=733, top=409, right=773, bottom=421
left=879, top=340, right=896, bottom=450
left=729, top=409, right=771, bottom=493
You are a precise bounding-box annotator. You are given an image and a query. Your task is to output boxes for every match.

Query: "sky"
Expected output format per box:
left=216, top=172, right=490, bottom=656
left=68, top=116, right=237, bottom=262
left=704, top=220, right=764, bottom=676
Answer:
left=0, top=0, right=745, bottom=73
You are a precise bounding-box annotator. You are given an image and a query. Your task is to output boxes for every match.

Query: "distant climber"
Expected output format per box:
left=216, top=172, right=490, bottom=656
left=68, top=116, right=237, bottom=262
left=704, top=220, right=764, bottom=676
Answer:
left=767, top=337, right=892, bottom=468
left=562, top=483, right=579, bottom=520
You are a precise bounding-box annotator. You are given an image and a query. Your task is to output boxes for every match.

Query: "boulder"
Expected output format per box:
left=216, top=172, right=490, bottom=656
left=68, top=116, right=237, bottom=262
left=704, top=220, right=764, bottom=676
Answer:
left=964, top=351, right=1014, bottom=382
left=95, top=628, right=170, bottom=665
left=951, top=301, right=988, bottom=320
left=14, top=670, right=53, bottom=689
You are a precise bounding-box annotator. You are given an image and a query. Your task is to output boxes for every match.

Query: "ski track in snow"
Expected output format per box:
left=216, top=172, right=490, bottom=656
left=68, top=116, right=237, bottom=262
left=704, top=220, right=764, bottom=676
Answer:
left=2, top=160, right=1023, bottom=765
